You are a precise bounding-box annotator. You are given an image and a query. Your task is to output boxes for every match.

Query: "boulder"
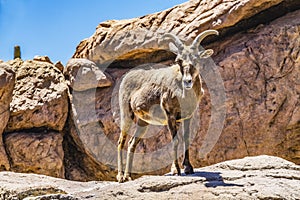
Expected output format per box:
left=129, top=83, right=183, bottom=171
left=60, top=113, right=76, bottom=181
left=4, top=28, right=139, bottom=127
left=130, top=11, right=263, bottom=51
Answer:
left=63, top=117, right=116, bottom=181
left=54, top=61, right=64, bottom=72
left=0, top=58, right=68, bottom=178
left=62, top=57, right=115, bottom=180
left=64, top=58, right=112, bottom=91
left=73, top=0, right=287, bottom=64
left=199, top=9, right=300, bottom=166
left=0, top=156, right=299, bottom=199
left=68, top=0, right=300, bottom=179
left=5, top=58, right=68, bottom=132
left=64, top=86, right=118, bottom=181
left=33, top=55, right=53, bottom=64
left=0, top=63, right=15, bottom=171
left=4, top=131, right=65, bottom=178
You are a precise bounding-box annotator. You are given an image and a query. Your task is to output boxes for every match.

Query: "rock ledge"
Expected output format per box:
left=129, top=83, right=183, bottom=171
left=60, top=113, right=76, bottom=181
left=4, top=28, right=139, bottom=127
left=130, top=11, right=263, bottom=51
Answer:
left=0, top=155, right=299, bottom=200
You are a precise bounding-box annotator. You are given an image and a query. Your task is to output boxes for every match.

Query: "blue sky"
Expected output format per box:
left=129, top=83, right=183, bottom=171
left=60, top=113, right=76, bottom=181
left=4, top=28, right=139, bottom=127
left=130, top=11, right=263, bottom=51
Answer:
left=0, top=0, right=187, bottom=65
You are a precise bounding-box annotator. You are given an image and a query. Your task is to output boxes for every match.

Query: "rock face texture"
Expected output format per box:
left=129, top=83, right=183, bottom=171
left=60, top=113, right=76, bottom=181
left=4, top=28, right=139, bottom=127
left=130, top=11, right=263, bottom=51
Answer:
left=73, top=0, right=287, bottom=64
left=0, top=0, right=299, bottom=183
left=0, top=156, right=299, bottom=200
left=67, top=0, right=300, bottom=180
left=5, top=131, right=64, bottom=178
left=63, top=114, right=117, bottom=181
left=0, top=63, right=15, bottom=171
left=61, top=58, right=116, bottom=181
left=1, top=58, right=68, bottom=178
left=201, top=9, right=300, bottom=166
left=64, top=58, right=112, bottom=91
left=6, top=58, right=68, bottom=132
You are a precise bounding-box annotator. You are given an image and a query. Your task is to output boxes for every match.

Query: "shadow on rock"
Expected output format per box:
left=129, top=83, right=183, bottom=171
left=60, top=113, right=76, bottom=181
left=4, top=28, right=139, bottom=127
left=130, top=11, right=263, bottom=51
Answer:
left=185, top=171, right=244, bottom=188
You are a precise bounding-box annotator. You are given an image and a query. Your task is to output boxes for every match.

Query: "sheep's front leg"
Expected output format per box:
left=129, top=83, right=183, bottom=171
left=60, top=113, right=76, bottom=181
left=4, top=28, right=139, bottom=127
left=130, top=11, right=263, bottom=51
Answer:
left=117, top=130, right=127, bottom=183
left=167, top=117, right=181, bottom=176
left=124, top=119, right=148, bottom=181
left=182, top=118, right=194, bottom=174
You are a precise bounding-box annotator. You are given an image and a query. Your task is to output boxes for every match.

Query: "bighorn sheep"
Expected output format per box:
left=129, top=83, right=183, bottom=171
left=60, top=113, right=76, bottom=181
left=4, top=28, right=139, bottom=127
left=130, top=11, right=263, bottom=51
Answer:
left=117, top=30, right=219, bottom=182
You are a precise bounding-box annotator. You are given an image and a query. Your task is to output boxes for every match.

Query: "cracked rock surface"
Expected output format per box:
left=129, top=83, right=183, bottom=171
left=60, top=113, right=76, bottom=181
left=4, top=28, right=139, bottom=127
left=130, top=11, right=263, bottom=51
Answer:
left=197, top=8, right=300, bottom=166
left=73, top=0, right=285, bottom=63
left=0, top=0, right=299, bottom=182
left=4, top=131, right=65, bottom=178
left=2, top=58, right=68, bottom=178
left=0, top=63, right=15, bottom=171
left=67, top=0, right=300, bottom=181
left=6, top=58, right=68, bottom=132
left=0, top=156, right=299, bottom=200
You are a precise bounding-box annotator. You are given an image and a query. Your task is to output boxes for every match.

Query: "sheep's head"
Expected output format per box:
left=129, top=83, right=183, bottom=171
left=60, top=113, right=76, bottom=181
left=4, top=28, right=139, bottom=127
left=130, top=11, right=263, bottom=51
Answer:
left=161, top=30, right=219, bottom=90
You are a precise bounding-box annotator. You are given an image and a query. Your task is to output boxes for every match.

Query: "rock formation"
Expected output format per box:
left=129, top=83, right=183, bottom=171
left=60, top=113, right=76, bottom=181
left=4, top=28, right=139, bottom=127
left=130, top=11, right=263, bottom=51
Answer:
left=5, top=131, right=64, bottom=178
left=73, top=0, right=289, bottom=64
left=0, top=63, right=15, bottom=171
left=201, top=9, right=300, bottom=166
left=0, top=0, right=299, bottom=183
left=6, top=58, right=68, bottom=132
left=67, top=0, right=300, bottom=180
left=3, top=57, right=68, bottom=178
left=0, top=156, right=299, bottom=199
left=64, top=58, right=112, bottom=91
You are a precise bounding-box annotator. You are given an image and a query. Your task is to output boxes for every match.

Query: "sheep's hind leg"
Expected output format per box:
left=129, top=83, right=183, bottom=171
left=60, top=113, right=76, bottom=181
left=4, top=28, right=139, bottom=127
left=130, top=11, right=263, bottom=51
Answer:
left=117, top=102, right=134, bottom=182
left=117, top=128, right=128, bottom=183
left=182, top=118, right=194, bottom=174
left=124, top=119, right=148, bottom=181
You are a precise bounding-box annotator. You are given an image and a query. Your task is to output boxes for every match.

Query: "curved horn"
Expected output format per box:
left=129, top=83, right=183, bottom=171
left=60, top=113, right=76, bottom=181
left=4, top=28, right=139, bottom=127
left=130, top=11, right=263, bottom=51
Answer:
left=161, top=33, right=184, bottom=52
left=191, top=30, right=219, bottom=51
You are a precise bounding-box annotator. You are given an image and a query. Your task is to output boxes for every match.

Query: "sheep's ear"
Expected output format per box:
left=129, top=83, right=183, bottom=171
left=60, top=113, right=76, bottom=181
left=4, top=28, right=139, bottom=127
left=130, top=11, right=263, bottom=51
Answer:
left=169, top=42, right=179, bottom=54
left=198, top=49, right=214, bottom=58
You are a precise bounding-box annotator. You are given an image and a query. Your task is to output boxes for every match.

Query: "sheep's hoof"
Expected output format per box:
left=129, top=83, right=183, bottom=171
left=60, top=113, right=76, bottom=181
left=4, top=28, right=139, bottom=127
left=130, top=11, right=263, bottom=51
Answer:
left=117, top=173, right=132, bottom=183
left=171, top=163, right=181, bottom=176
left=124, top=175, right=132, bottom=182
left=117, top=173, right=125, bottom=183
left=183, top=164, right=194, bottom=175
